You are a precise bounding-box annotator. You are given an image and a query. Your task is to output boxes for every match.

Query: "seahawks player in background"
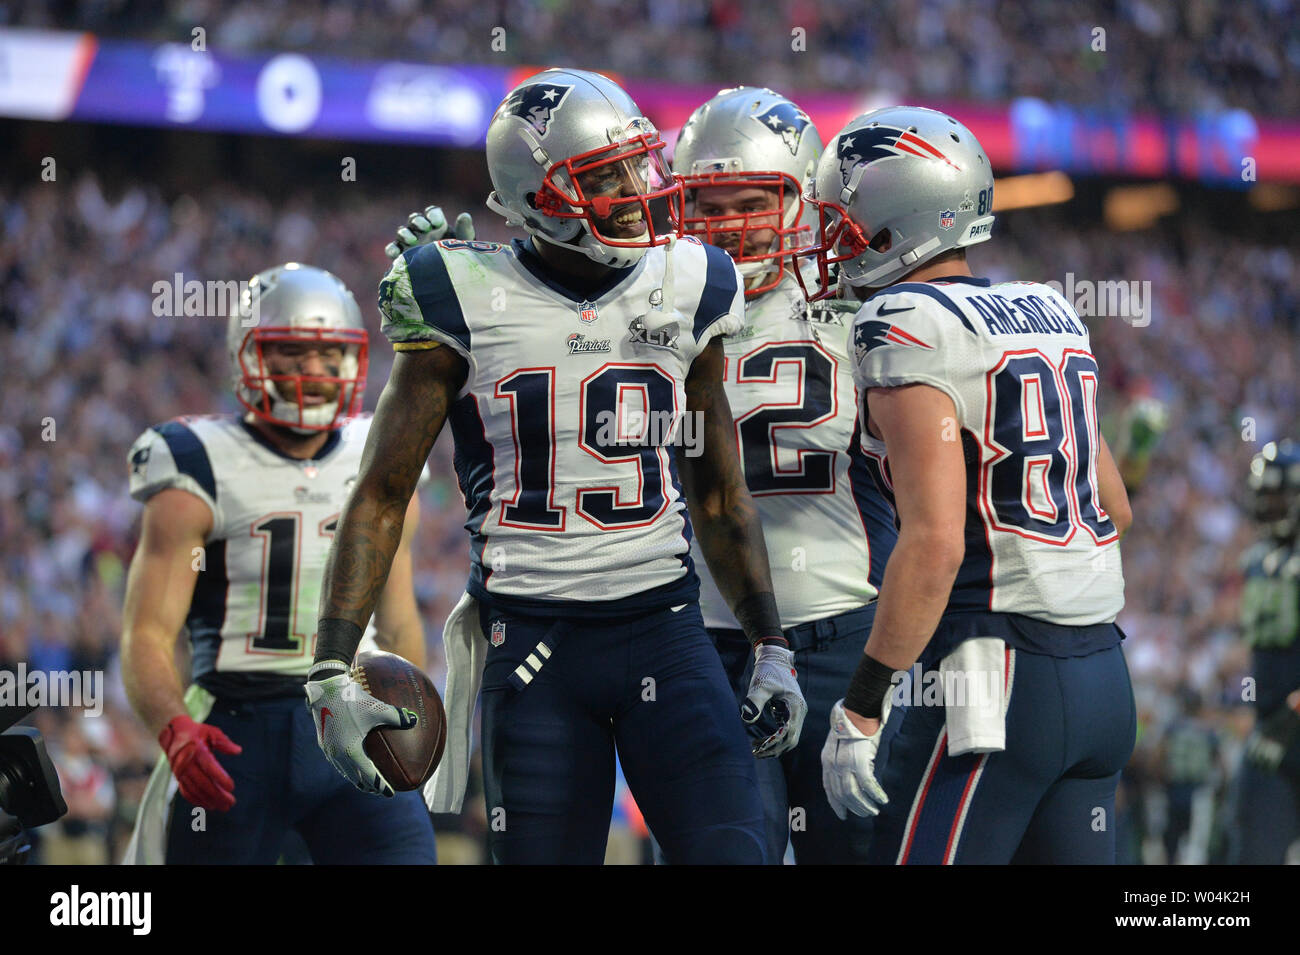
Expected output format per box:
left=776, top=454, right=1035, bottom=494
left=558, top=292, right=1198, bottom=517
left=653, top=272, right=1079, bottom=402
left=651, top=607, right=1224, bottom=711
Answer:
left=306, top=68, right=805, bottom=864
left=121, top=264, right=437, bottom=864
left=808, top=107, right=1136, bottom=863
left=668, top=87, right=897, bottom=863
left=1230, top=439, right=1300, bottom=864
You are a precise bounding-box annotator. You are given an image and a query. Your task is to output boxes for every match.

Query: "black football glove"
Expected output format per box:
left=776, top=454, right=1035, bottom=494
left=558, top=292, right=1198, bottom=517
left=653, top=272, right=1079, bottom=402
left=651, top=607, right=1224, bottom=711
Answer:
left=1246, top=705, right=1300, bottom=772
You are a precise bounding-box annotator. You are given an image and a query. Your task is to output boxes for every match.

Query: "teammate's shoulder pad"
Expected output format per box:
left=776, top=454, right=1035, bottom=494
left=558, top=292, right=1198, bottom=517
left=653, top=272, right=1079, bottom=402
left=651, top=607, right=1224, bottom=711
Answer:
left=379, top=243, right=471, bottom=358
left=688, top=241, right=744, bottom=342
left=128, top=419, right=219, bottom=518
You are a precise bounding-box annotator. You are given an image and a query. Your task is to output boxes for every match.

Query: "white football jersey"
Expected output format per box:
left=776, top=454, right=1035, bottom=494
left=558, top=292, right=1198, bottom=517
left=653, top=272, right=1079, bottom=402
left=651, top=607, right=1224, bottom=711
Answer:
left=379, top=236, right=745, bottom=610
left=128, top=414, right=377, bottom=696
left=692, top=272, right=896, bottom=629
left=852, top=277, right=1124, bottom=626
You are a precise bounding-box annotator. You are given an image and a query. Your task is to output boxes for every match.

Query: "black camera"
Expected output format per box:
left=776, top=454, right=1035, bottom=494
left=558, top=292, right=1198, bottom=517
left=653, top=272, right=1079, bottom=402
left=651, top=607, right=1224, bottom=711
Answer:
left=0, top=701, right=68, bottom=864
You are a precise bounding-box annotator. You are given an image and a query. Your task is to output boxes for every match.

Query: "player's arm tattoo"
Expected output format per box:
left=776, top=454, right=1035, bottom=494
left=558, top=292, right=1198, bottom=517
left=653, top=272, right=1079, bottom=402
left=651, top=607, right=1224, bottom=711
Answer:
left=317, top=346, right=466, bottom=655
left=677, top=337, right=780, bottom=639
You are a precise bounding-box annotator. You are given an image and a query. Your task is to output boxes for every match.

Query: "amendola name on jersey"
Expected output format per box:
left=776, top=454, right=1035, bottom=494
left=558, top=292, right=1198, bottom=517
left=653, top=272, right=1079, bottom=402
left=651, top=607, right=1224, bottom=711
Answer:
left=693, top=269, right=896, bottom=630
left=128, top=413, right=379, bottom=697
left=852, top=277, right=1124, bottom=627
left=379, top=236, right=745, bottom=611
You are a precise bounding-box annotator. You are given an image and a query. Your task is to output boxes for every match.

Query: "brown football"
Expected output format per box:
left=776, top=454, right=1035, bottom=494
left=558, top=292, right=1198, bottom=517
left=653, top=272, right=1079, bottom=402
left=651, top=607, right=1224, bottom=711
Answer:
left=353, top=650, right=446, bottom=792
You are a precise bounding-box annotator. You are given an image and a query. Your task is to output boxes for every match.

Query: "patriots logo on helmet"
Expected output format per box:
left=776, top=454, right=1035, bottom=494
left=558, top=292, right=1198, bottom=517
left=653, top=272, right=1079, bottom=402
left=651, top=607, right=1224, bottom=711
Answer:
left=853, top=319, right=935, bottom=363
left=503, top=83, right=574, bottom=137
left=752, top=102, right=812, bottom=157
left=837, top=126, right=960, bottom=187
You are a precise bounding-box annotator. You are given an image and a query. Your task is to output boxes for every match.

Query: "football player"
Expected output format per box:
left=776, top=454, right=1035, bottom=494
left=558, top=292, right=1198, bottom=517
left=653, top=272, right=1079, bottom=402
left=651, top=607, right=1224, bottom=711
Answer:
left=305, top=68, right=806, bottom=864
left=807, top=107, right=1136, bottom=863
left=1229, top=439, right=1300, bottom=864
left=121, top=263, right=437, bottom=864
left=670, top=87, right=897, bottom=863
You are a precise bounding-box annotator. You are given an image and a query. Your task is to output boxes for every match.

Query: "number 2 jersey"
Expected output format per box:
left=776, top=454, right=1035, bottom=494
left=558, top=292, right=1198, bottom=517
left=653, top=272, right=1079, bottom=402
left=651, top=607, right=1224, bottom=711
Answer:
left=851, top=276, right=1124, bottom=652
left=128, top=413, right=376, bottom=699
left=692, top=272, right=896, bottom=630
left=379, top=236, right=744, bottom=615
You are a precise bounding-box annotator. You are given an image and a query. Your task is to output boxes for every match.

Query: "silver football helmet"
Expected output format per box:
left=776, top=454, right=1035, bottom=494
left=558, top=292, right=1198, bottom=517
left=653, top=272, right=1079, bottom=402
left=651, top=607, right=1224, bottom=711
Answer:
left=673, top=87, right=822, bottom=296
left=227, top=263, right=368, bottom=433
left=484, top=68, right=682, bottom=269
left=797, top=106, right=995, bottom=297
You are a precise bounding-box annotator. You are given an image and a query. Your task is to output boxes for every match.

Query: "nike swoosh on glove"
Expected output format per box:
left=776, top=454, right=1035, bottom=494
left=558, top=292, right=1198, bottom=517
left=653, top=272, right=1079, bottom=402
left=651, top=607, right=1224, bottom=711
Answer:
left=741, top=644, right=807, bottom=757
left=158, top=715, right=242, bottom=812
left=305, top=666, right=411, bottom=797
left=822, top=697, right=891, bottom=819
left=385, top=205, right=476, bottom=258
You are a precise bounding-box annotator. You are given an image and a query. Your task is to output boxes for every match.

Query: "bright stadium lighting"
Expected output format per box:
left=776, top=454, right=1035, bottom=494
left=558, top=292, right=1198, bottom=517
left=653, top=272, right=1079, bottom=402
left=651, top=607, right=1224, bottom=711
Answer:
left=991, top=171, right=1075, bottom=211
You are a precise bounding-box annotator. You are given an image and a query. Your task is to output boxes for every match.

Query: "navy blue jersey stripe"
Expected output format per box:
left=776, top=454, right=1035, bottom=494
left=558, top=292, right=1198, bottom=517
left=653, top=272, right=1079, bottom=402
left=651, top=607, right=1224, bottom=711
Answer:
left=155, top=421, right=217, bottom=502
left=691, top=243, right=740, bottom=341
left=949, top=429, right=995, bottom=613
left=847, top=425, right=898, bottom=590
left=866, top=282, right=977, bottom=335
left=404, top=244, right=471, bottom=353
left=448, top=392, right=496, bottom=586
left=187, top=539, right=228, bottom=679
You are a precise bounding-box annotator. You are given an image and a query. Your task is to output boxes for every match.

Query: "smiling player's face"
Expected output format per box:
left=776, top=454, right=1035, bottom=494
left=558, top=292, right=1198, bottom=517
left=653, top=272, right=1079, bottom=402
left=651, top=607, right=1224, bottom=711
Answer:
left=575, top=158, right=652, bottom=239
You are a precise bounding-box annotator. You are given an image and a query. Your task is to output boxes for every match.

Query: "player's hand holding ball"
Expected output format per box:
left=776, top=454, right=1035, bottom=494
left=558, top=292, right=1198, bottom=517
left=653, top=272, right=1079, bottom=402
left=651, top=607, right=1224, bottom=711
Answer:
left=384, top=205, right=476, bottom=259
left=742, top=643, right=808, bottom=757
left=822, top=697, right=891, bottom=818
left=304, top=660, right=412, bottom=797
left=159, top=714, right=242, bottom=812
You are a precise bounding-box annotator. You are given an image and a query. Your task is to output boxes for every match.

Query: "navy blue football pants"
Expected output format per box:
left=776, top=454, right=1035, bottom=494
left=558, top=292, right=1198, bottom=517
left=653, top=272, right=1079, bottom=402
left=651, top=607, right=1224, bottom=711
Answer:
left=709, top=603, right=885, bottom=864
left=478, top=600, right=767, bottom=864
left=867, top=642, right=1136, bottom=864
left=165, top=695, right=437, bottom=864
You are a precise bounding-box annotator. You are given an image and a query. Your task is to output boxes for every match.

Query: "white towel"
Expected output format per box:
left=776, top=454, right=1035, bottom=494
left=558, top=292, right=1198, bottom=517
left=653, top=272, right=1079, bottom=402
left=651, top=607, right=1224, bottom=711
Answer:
left=423, top=591, right=486, bottom=814
left=941, top=638, right=1014, bottom=757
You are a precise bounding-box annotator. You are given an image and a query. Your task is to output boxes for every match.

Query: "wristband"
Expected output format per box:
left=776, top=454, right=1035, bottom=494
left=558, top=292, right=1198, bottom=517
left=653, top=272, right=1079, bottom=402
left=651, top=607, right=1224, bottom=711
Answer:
left=314, top=618, right=363, bottom=670
left=733, top=592, right=783, bottom=648
left=843, top=653, right=897, bottom=719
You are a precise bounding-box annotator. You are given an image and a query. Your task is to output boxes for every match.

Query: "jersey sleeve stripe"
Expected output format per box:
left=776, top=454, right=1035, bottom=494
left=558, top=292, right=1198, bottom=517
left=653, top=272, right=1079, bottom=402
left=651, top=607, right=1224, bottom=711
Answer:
left=691, top=243, right=741, bottom=341
left=155, top=421, right=217, bottom=502
left=404, top=245, right=471, bottom=354
left=872, top=283, right=977, bottom=335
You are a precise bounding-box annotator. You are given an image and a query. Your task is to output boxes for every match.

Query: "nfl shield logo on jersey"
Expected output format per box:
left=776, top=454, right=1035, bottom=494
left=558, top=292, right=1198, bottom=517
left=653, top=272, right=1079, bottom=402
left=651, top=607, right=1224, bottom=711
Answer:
left=939, top=209, right=955, bottom=230
left=491, top=620, right=506, bottom=647
left=577, top=300, right=599, bottom=324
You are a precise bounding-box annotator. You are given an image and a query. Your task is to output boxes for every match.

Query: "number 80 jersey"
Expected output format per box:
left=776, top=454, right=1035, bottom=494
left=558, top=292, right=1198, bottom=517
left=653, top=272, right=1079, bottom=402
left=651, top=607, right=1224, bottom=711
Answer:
left=852, top=277, right=1124, bottom=627
left=380, top=237, right=745, bottom=612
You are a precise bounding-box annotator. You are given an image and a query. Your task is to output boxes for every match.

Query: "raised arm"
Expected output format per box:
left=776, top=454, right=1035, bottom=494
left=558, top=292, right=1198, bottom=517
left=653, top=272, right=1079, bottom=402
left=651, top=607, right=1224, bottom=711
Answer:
left=676, top=336, right=807, bottom=756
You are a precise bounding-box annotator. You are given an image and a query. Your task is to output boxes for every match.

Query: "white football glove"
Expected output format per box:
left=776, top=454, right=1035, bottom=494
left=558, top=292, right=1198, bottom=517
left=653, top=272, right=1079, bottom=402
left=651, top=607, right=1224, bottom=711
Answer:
left=384, top=205, right=475, bottom=259
left=741, top=644, right=807, bottom=758
left=304, top=662, right=412, bottom=797
left=822, top=697, right=892, bottom=819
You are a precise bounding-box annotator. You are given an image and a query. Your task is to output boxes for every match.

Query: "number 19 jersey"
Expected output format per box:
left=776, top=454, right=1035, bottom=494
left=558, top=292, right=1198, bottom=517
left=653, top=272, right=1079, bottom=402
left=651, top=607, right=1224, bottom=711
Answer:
left=852, top=276, right=1124, bottom=627
left=379, top=236, right=745, bottom=613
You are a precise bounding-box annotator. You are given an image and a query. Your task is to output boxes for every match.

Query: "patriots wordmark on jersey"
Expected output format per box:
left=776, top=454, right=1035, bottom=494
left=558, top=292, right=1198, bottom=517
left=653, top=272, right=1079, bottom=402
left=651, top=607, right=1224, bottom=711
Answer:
left=691, top=270, right=896, bottom=629
left=852, top=276, right=1124, bottom=627
left=379, top=235, right=745, bottom=610
left=128, top=413, right=377, bottom=698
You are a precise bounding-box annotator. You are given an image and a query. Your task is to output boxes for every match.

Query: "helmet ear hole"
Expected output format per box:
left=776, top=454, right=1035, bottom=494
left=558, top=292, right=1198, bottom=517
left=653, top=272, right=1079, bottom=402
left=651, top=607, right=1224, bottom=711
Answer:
left=869, top=228, right=892, bottom=253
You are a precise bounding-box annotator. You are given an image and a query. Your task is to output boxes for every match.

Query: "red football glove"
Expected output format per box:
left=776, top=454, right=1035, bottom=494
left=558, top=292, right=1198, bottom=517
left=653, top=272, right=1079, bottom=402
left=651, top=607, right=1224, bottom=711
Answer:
left=159, top=715, right=242, bottom=812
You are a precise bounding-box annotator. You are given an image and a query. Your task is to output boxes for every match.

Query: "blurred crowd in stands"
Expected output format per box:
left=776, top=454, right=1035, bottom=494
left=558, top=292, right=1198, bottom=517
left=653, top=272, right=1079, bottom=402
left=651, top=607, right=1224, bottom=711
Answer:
left=0, top=160, right=1295, bottom=861
left=6, top=0, right=1298, bottom=117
